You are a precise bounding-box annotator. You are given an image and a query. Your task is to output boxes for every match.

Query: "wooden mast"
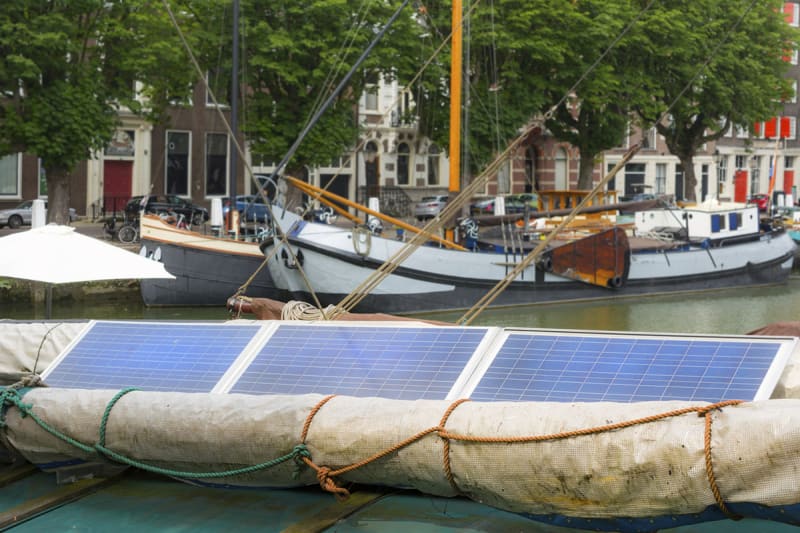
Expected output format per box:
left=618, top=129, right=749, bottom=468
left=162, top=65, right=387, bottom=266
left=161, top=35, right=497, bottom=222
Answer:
left=446, top=0, right=463, bottom=242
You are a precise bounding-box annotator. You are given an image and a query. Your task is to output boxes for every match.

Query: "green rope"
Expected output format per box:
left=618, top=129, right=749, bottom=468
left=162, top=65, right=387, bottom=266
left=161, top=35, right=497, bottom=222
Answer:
left=0, top=386, right=312, bottom=480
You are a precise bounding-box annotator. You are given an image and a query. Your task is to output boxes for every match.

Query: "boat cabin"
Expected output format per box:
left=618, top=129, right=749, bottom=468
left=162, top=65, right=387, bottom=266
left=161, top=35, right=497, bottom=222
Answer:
left=634, top=201, right=761, bottom=243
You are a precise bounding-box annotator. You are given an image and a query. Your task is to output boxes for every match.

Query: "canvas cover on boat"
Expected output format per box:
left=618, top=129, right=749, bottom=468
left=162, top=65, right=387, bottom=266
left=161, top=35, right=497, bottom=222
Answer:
left=0, top=322, right=86, bottom=384
left=4, top=389, right=800, bottom=531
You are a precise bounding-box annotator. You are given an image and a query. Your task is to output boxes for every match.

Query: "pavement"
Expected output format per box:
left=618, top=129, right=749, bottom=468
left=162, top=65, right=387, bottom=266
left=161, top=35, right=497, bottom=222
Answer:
left=0, top=218, right=103, bottom=237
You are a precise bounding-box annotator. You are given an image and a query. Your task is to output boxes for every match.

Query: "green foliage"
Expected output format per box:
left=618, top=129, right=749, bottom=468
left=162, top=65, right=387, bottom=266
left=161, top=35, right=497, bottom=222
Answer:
left=0, top=0, right=200, bottom=219
left=629, top=0, right=799, bottom=199
left=232, top=0, right=426, bottom=171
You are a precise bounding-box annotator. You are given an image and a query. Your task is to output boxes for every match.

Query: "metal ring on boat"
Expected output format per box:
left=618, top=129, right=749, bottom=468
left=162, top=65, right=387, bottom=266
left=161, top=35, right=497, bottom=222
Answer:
left=352, top=227, right=372, bottom=256
left=608, top=276, right=623, bottom=288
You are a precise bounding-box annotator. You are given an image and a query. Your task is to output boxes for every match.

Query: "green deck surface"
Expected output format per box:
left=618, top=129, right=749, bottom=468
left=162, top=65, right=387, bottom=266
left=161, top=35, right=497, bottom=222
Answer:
left=1, top=467, right=798, bottom=532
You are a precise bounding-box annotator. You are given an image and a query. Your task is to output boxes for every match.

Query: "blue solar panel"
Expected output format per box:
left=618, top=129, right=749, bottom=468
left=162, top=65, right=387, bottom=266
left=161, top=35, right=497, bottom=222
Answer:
left=228, top=324, right=489, bottom=400
left=43, top=321, right=262, bottom=392
left=467, top=332, right=791, bottom=403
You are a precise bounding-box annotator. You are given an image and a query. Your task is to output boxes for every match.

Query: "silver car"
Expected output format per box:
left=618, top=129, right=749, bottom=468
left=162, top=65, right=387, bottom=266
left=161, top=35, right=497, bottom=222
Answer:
left=413, top=195, right=449, bottom=221
left=0, top=200, right=77, bottom=229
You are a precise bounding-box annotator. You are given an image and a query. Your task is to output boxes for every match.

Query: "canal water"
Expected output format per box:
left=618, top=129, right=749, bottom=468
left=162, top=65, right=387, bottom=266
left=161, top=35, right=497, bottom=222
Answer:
left=3, top=276, right=800, bottom=335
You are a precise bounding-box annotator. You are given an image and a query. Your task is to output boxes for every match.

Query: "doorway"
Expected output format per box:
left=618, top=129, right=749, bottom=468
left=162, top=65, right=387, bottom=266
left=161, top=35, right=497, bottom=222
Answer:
left=103, top=160, right=133, bottom=214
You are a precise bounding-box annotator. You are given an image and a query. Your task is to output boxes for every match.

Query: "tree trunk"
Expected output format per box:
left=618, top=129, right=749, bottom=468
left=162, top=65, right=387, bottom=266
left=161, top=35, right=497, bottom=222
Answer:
left=678, top=153, right=697, bottom=202
left=577, top=152, right=595, bottom=190
left=46, top=170, right=72, bottom=225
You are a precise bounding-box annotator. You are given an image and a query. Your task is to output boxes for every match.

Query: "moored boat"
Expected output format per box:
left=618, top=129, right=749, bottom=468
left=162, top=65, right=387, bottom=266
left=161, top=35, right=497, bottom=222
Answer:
left=264, top=198, right=796, bottom=314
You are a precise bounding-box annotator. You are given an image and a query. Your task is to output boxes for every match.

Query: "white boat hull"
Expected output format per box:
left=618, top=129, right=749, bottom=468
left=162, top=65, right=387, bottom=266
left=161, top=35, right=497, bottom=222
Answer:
left=266, top=220, right=796, bottom=313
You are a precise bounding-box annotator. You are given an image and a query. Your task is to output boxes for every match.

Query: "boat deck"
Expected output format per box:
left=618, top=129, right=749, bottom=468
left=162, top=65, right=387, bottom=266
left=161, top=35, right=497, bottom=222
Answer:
left=1, top=464, right=797, bottom=532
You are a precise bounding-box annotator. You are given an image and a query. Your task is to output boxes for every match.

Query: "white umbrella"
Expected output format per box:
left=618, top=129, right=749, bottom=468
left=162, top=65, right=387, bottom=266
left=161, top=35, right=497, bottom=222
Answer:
left=0, top=224, right=175, bottom=317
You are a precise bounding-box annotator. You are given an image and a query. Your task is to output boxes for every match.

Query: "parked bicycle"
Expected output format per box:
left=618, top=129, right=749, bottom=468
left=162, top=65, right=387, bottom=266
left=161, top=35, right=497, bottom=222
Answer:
left=103, top=213, right=139, bottom=243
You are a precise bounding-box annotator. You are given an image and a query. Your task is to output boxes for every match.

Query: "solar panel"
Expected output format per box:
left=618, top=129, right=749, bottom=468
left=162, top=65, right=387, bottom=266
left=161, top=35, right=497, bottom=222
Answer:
left=227, top=324, right=490, bottom=400
left=42, top=321, right=263, bottom=393
left=464, top=331, right=795, bottom=403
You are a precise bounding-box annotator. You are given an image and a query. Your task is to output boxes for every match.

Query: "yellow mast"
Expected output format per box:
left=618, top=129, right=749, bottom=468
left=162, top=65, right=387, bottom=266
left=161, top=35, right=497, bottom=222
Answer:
left=446, top=0, right=462, bottom=242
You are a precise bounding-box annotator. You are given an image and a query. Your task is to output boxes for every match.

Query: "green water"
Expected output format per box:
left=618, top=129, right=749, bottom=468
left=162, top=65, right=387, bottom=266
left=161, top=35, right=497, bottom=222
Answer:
left=3, top=276, right=800, bottom=335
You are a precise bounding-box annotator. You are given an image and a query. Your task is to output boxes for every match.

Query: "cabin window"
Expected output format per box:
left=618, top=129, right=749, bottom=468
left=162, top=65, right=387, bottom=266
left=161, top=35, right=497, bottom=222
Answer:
left=0, top=154, right=19, bottom=196
left=427, top=144, right=440, bottom=185
left=397, top=142, right=410, bottom=185
left=205, top=133, right=229, bottom=196
left=166, top=131, right=190, bottom=196
left=711, top=214, right=722, bottom=233
left=730, top=212, right=740, bottom=230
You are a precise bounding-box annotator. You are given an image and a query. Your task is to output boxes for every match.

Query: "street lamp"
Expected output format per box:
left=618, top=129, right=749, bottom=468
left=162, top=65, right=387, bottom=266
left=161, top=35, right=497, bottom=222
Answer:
left=713, top=149, right=722, bottom=203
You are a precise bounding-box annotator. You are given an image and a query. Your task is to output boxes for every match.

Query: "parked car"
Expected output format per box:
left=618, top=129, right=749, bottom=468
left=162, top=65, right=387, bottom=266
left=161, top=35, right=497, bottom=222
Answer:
left=747, top=193, right=769, bottom=212
left=470, top=194, right=539, bottom=215
left=125, top=195, right=209, bottom=225
left=413, top=195, right=449, bottom=221
left=222, top=195, right=271, bottom=224
left=0, top=200, right=77, bottom=229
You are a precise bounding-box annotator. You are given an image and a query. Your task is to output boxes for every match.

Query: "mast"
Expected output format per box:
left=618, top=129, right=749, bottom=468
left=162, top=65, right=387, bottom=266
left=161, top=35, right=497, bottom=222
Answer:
left=228, top=0, right=239, bottom=232
left=446, top=0, right=463, bottom=242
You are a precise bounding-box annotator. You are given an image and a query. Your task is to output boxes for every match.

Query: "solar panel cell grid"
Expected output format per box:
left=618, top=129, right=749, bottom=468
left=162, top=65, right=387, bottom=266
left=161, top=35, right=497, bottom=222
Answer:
left=43, top=322, right=262, bottom=393
left=228, top=325, right=488, bottom=400
left=469, top=333, right=784, bottom=403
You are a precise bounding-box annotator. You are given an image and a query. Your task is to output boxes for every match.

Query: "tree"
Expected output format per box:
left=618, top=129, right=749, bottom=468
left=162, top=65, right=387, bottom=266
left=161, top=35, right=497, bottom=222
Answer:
left=231, top=0, right=425, bottom=178
left=410, top=0, right=648, bottom=192
left=0, top=1, right=201, bottom=223
left=633, top=0, right=799, bottom=201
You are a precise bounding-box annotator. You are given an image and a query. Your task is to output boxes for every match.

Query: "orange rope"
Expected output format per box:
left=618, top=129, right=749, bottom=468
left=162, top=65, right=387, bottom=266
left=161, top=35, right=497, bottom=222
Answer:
left=295, top=396, right=744, bottom=519
left=702, top=403, right=744, bottom=520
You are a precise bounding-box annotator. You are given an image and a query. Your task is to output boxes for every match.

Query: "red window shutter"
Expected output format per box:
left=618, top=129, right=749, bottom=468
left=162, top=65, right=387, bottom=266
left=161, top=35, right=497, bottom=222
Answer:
left=764, top=117, right=778, bottom=138
left=785, top=3, right=795, bottom=23
left=781, top=116, right=792, bottom=138
left=754, top=121, right=762, bottom=136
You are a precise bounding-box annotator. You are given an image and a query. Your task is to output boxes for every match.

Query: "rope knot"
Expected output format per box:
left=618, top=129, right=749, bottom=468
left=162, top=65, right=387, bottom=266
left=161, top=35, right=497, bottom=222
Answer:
left=291, top=444, right=311, bottom=479
left=316, top=466, right=350, bottom=500
left=0, top=388, right=33, bottom=427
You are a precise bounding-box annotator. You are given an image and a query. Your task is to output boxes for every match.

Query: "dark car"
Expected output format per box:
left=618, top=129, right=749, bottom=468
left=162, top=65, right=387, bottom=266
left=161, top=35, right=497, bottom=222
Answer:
left=222, top=195, right=272, bottom=224
left=126, top=195, right=209, bottom=225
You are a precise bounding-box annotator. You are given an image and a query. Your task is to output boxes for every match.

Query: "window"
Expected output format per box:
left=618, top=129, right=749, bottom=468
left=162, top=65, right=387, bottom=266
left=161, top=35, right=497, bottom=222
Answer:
left=751, top=156, right=761, bottom=194
left=205, top=69, right=230, bottom=107
left=786, top=156, right=795, bottom=170
left=655, top=163, right=667, bottom=194
left=0, top=154, right=20, bottom=196
left=205, top=133, right=228, bottom=196
left=555, top=148, right=568, bottom=189
left=364, top=72, right=379, bottom=112
left=735, top=155, right=747, bottom=170
left=717, top=155, right=728, bottom=182
left=641, top=127, right=657, bottom=150
left=497, top=160, right=510, bottom=194
left=427, top=144, right=440, bottom=186
left=624, top=163, right=646, bottom=196
left=397, top=142, right=410, bottom=185
left=166, top=131, right=190, bottom=196
left=38, top=160, right=47, bottom=197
